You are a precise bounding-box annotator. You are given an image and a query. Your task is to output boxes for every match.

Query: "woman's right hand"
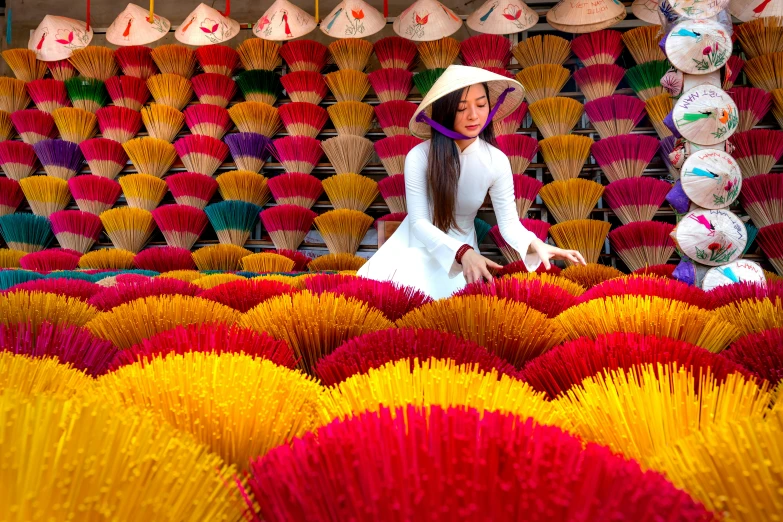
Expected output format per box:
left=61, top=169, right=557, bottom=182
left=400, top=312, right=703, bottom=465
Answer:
left=460, top=249, right=503, bottom=284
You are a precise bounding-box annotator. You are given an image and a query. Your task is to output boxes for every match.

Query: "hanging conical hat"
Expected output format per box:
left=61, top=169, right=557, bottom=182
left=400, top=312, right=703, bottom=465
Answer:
left=665, top=19, right=732, bottom=75
left=632, top=0, right=662, bottom=24
left=466, top=0, right=538, bottom=34
left=681, top=149, right=741, bottom=209
left=254, top=0, right=317, bottom=41
left=409, top=65, right=525, bottom=138
left=730, top=0, right=783, bottom=21
left=672, top=209, right=747, bottom=267
left=546, top=0, right=625, bottom=33
left=393, top=0, right=463, bottom=42
left=107, top=3, right=171, bottom=46
left=28, top=15, right=93, bottom=62
left=702, top=260, right=766, bottom=291
left=672, top=85, right=738, bottom=146
left=174, top=3, right=240, bottom=46
left=670, top=0, right=729, bottom=19
left=320, top=0, right=385, bottom=38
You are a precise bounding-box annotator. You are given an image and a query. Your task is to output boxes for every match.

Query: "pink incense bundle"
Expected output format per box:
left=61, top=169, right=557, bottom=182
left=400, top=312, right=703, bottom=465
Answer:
left=280, top=40, right=329, bottom=72
left=497, top=261, right=562, bottom=278
left=577, top=274, right=711, bottom=309
left=723, top=55, right=744, bottom=90
left=374, top=36, right=418, bottom=70
left=513, top=176, right=543, bottom=218
left=758, top=223, right=783, bottom=275
left=330, top=280, right=433, bottom=322
left=49, top=209, right=103, bottom=254
left=632, top=264, right=677, bottom=279
left=0, top=140, right=37, bottom=181
left=197, top=279, right=297, bottom=313
left=183, top=104, right=232, bottom=140
left=267, top=173, right=323, bottom=209
left=728, top=129, right=783, bottom=177
left=280, top=70, right=328, bottom=105
left=79, top=138, right=128, bottom=180
left=455, top=275, right=576, bottom=318
left=191, top=73, right=237, bottom=109
left=729, top=87, right=772, bottom=132
left=270, top=136, right=322, bottom=175
left=740, top=174, right=783, bottom=228
left=87, top=277, right=202, bottom=312
left=95, top=105, right=142, bottom=144
left=584, top=95, right=646, bottom=139
left=493, top=101, right=528, bottom=136
left=274, top=248, right=311, bottom=271
left=25, top=79, right=69, bottom=114
left=368, top=69, right=413, bottom=103
left=706, top=281, right=783, bottom=310
left=6, top=277, right=100, bottom=302
left=495, top=134, right=538, bottom=174
left=104, top=75, right=150, bottom=112
left=374, top=135, right=423, bottom=176
left=608, top=220, right=676, bottom=272
left=165, top=172, right=218, bottom=209
left=173, top=134, right=229, bottom=177
left=195, top=45, right=240, bottom=77
left=459, top=34, right=512, bottom=69
left=603, top=177, right=672, bottom=224
left=722, top=327, right=783, bottom=384
left=133, top=246, right=197, bottom=273
left=67, top=175, right=121, bottom=215
left=10, top=109, right=56, bottom=145
left=278, top=102, right=328, bottom=139
left=374, top=100, right=416, bottom=137
left=591, top=134, right=659, bottom=182
left=114, top=46, right=158, bottom=79
left=18, top=248, right=80, bottom=271
left=259, top=204, right=318, bottom=251
left=572, top=30, right=624, bottom=66
left=151, top=203, right=208, bottom=250
left=46, top=60, right=76, bottom=82
left=573, top=64, right=626, bottom=102
left=378, top=175, right=406, bottom=213
left=0, top=178, right=22, bottom=215
left=489, top=218, right=550, bottom=263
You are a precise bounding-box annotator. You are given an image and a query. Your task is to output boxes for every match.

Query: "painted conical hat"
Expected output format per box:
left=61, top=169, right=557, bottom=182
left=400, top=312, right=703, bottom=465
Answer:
left=672, top=85, right=738, bottom=146
left=665, top=19, right=732, bottom=75
left=254, top=0, right=317, bottom=41
left=632, top=0, right=662, bottom=24
left=467, top=0, right=538, bottom=34
left=702, top=260, right=766, bottom=291
left=730, top=0, right=783, bottom=21
left=28, top=15, right=93, bottom=62
left=546, top=0, right=625, bottom=33
left=681, top=149, right=741, bottom=209
left=393, top=0, right=463, bottom=42
left=409, top=65, right=525, bottom=138
left=672, top=209, right=747, bottom=266
left=174, top=3, right=240, bottom=46
left=107, top=3, right=171, bottom=46
left=670, top=0, right=729, bottom=19
left=320, top=0, right=385, bottom=38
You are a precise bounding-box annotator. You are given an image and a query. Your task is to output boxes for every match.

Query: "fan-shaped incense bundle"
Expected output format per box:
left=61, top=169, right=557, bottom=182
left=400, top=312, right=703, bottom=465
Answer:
left=413, top=68, right=446, bottom=97
left=190, top=72, right=236, bottom=109
left=560, top=263, right=624, bottom=289
left=770, top=88, right=783, bottom=129
left=603, top=177, right=671, bottom=224
left=744, top=52, right=783, bottom=92
left=515, top=64, right=570, bottom=104
left=0, top=248, right=25, bottom=267
left=592, top=134, right=660, bottom=182
left=270, top=135, right=322, bottom=175
left=368, top=68, right=413, bottom=103
left=307, top=253, right=366, bottom=272
left=322, top=173, right=379, bottom=212
left=19, top=175, right=71, bottom=217
left=67, top=46, right=118, bottom=81
left=374, top=135, right=423, bottom=177
left=224, top=132, right=270, bottom=173
left=740, top=174, right=783, bottom=228
left=78, top=248, right=136, bottom=269
left=0, top=289, right=97, bottom=331
left=460, top=34, right=511, bottom=69
left=324, top=70, right=370, bottom=102
left=714, top=296, right=783, bottom=338
left=730, top=86, right=772, bottom=132
left=113, top=45, right=157, bottom=79
left=609, top=221, right=676, bottom=272
left=572, top=29, right=624, bottom=66
left=577, top=274, right=711, bottom=309
left=194, top=44, right=239, bottom=77
left=51, top=107, right=96, bottom=144
left=151, top=204, right=208, bottom=250
left=495, top=134, right=538, bottom=175
left=728, top=129, right=783, bottom=178
left=45, top=59, right=75, bottom=82
left=150, top=44, right=196, bottom=79
left=511, top=35, right=571, bottom=68
left=95, top=105, right=142, bottom=144
left=133, top=246, right=197, bottom=273
left=313, top=208, right=374, bottom=255
left=10, top=109, right=54, bottom=145
left=723, top=54, right=745, bottom=91
left=173, top=134, right=229, bottom=177
left=1, top=49, right=47, bottom=82
left=238, top=252, right=293, bottom=274
left=216, top=170, right=270, bottom=207
left=192, top=273, right=246, bottom=290
left=549, top=219, right=611, bottom=265
left=48, top=209, right=102, bottom=254
left=374, top=100, right=416, bottom=137
left=204, top=200, right=262, bottom=247
left=329, top=38, right=374, bottom=71
left=140, top=104, right=184, bottom=143
left=539, top=179, right=603, bottom=223
left=584, top=94, right=646, bottom=139
left=236, top=70, right=282, bottom=106
left=331, top=279, right=433, bottom=322
left=0, top=213, right=53, bottom=252
left=378, top=175, right=406, bottom=213
left=99, top=206, right=156, bottom=253
left=0, top=177, right=22, bottom=215
left=723, top=327, right=783, bottom=384
left=279, top=40, right=329, bottom=72
left=278, top=102, right=328, bottom=138
left=625, top=60, right=669, bottom=101
left=86, top=276, right=201, bottom=311
left=64, top=77, right=108, bottom=114
left=0, top=140, right=37, bottom=181
left=33, top=138, right=83, bottom=179
left=644, top=93, right=674, bottom=139
left=237, top=38, right=282, bottom=71
left=573, top=64, right=625, bottom=102
left=18, top=248, right=80, bottom=272
left=228, top=101, right=281, bottom=137
left=24, top=79, right=65, bottom=114
left=146, top=73, right=193, bottom=111
left=165, top=172, right=217, bottom=210
left=67, top=175, right=121, bottom=215
left=321, top=135, right=374, bottom=175
left=495, top=100, right=530, bottom=137
left=374, top=36, right=418, bottom=70
left=122, top=137, right=177, bottom=178
left=734, top=16, right=783, bottom=59
left=267, top=172, right=323, bottom=208
left=528, top=97, right=583, bottom=139
left=279, top=70, right=328, bottom=105
left=259, top=204, right=317, bottom=251
left=275, top=248, right=311, bottom=271
left=538, top=134, right=592, bottom=181
left=417, top=37, right=460, bottom=69
left=327, top=101, right=375, bottom=137
left=119, top=173, right=167, bottom=211
left=622, top=25, right=665, bottom=65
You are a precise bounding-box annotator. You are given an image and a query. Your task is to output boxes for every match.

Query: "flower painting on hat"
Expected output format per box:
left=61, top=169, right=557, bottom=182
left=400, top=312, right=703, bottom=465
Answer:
left=29, top=15, right=93, bottom=61
left=467, top=0, right=537, bottom=34
left=107, top=4, right=170, bottom=46
left=393, top=0, right=462, bottom=41
left=254, top=0, right=316, bottom=40
left=321, top=0, right=385, bottom=37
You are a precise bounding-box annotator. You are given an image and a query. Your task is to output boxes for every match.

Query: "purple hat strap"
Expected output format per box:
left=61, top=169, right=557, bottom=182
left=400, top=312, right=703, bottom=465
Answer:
left=415, top=86, right=516, bottom=140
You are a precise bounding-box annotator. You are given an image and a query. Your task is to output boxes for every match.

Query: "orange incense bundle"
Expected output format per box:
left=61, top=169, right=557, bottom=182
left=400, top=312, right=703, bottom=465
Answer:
left=150, top=44, right=196, bottom=79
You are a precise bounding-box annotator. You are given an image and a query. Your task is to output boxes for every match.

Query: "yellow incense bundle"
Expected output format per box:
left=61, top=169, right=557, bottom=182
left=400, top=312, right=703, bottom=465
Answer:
left=191, top=273, right=246, bottom=289
left=506, top=271, right=587, bottom=297
left=548, top=219, right=610, bottom=265
left=538, top=134, right=593, bottom=181
left=0, top=352, right=94, bottom=398
left=539, top=178, right=604, bottom=222
left=714, top=297, right=783, bottom=337
left=515, top=64, right=571, bottom=104
left=322, top=173, right=379, bottom=212
left=511, top=35, right=571, bottom=68
left=0, top=289, right=98, bottom=332
left=313, top=208, right=374, bottom=255
left=528, top=97, right=584, bottom=139
left=241, top=252, right=296, bottom=273
left=307, top=253, right=367, bottom=272
left=78, top=248, right=136, bottom=269
left=560, top=263, right=624, bottom=289
left=191, top=244, right=252, bottom=271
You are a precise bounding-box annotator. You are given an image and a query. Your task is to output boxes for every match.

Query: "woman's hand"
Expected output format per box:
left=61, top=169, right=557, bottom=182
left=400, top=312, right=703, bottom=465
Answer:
left=528, top=238, right=587, bottom=270
left=460, top=249, right=503, bottom=284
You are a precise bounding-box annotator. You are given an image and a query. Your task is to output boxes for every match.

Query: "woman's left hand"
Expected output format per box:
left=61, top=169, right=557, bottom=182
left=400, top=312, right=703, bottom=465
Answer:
left=528, top=238, right=587, bottom=270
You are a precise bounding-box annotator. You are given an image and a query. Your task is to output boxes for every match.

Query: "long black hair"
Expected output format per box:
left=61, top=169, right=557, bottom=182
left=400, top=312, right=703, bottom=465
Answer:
left=426, top=83, right=496, bottom=233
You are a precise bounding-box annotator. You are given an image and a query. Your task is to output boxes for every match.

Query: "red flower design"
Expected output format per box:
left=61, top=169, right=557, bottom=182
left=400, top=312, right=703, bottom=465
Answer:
left=352, top=9, right=365, bottom=19
left=415, top=12, right=429, bottom=25
left=708, top=242, right=721, bottom=251
left=503, top=5, right=522, bottom=20
left=200, top=18, right=219, bottom=34
left=55, top=29, right=74, bottom=45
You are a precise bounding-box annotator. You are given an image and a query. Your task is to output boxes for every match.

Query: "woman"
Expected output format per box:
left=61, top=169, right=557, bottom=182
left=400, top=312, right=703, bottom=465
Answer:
left=358, top=65, right=586, bottom=299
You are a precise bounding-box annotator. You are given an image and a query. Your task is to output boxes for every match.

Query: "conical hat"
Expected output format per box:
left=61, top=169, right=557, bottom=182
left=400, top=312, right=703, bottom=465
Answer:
left=28, top=15, right=93, bottom=62
left=672, top=85, right=738, bottom=146
left=546, top=0, right=625, bottom=33
left=670, top=0, right=729, bottom=19
left=665, top=19, right=732, bottom=75
left=681, top=149, right=741, bottom=209
left=702, top=260, right=766, bottom=291
left=254, top=0, right=317, bottom=41
left=174, top=3, right=240, bottom=46
left=466, top=0, right=538, bottom=35
left=320, top=0, right=385, bottom=38
left=409, top=64, right=525, bottom=138
left=730, top=0, right=783, bottom=21
left=107, top=3, right=171, bottom=46
left=393, top=0, right=463, bottom=42
left=672, top=209, right=747, bottom=266
left=632, top=0, right=662, bottom=25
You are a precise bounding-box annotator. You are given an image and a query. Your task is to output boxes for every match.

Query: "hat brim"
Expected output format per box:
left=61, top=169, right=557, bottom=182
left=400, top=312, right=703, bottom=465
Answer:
left=546, top=12, right=625, bottom=33
left=409, top=65, right=526, bottom=139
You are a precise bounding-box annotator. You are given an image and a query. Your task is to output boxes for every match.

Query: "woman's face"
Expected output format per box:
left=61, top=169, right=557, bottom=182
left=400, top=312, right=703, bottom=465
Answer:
left=453, top=84, right=490, bottom=138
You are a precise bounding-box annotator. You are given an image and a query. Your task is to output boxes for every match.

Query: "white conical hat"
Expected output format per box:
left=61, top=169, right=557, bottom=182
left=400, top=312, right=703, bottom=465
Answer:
left=409, top=64, right=525, bottom=138
left=28, top=15, right=93, bottom=62
left=254, top=0, right=317, bottom=41
left=672, top=84, right=738, bottom=146
left=467, top=0, right=538, bottom=34
left=546, top=0, right=625, bottom=33
left=393, top=0, right=463, bottom=42
left=702, top=260, right=766, bottom=291
left=174, top=3, right=240, bottom=46
left=107, top=3, right=171, bottom=46
left=681, top=149, right=742, bottom=209
left=671, top=0, right=729, bottom=19
left=730, top=0, right=783, bottom=21
left=672, top=209, right=747, bottom=267
left=320, top=0, right=386, bottom=38
left=632, top=0, right=662, bottom=25
left=665, top=19, right=732, bottom=75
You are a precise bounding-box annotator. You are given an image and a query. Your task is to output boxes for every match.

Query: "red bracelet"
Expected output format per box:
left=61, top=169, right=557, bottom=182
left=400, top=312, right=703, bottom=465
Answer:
left=455, top=244, right=474, bottom=264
